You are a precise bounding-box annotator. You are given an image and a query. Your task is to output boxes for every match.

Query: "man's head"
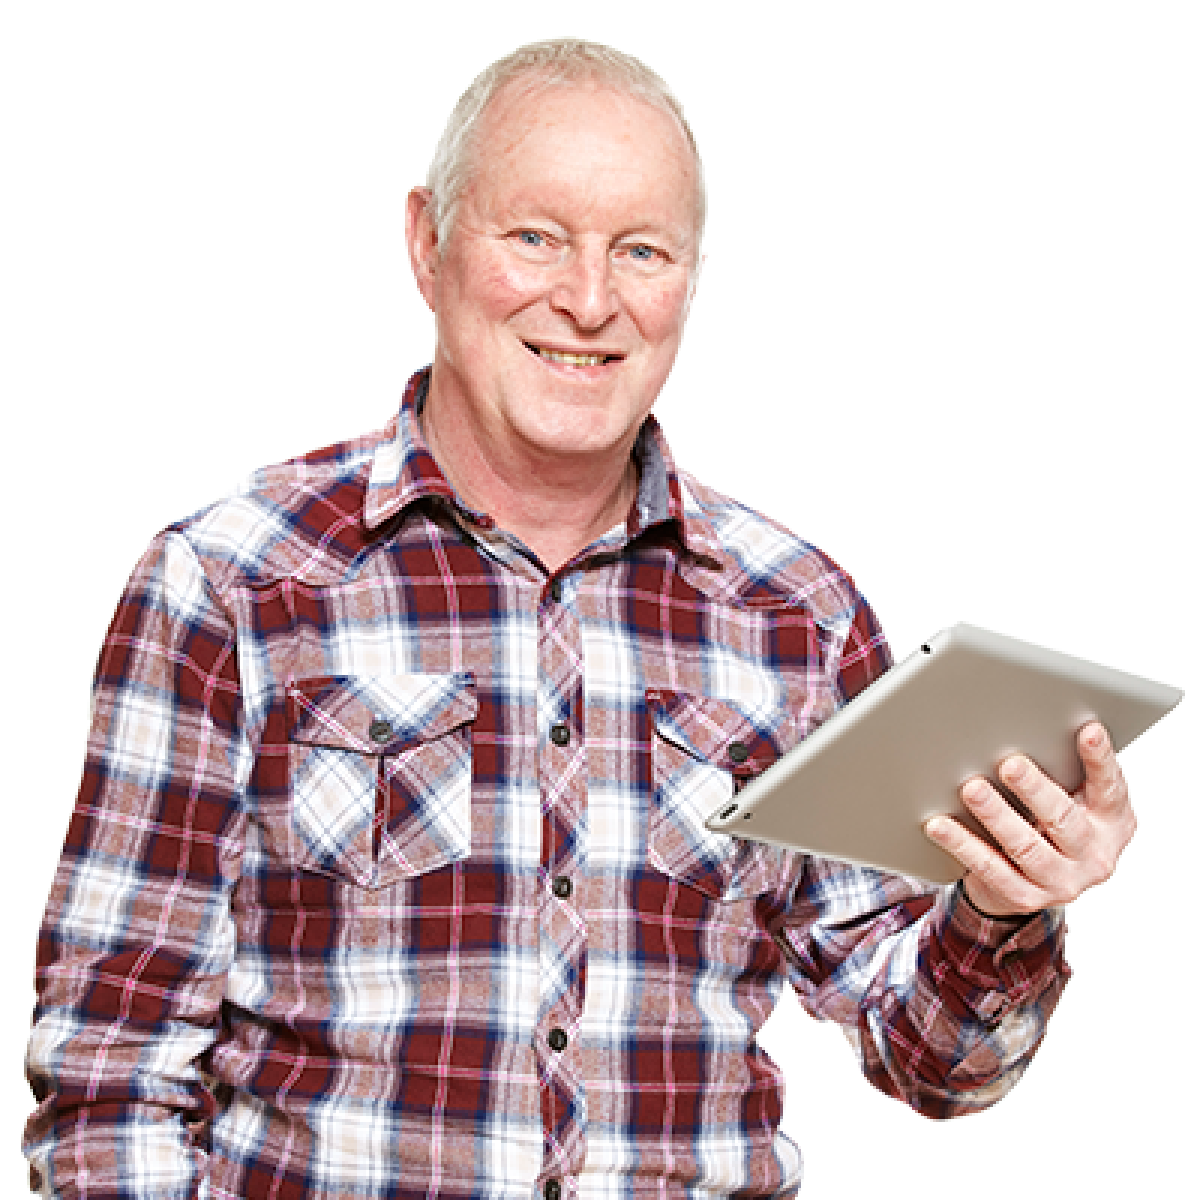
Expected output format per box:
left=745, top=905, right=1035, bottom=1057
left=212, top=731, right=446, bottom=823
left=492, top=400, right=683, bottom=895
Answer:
left=424, top=39, right=705, bottom=248
left=405, top=39, right=704, bottom=490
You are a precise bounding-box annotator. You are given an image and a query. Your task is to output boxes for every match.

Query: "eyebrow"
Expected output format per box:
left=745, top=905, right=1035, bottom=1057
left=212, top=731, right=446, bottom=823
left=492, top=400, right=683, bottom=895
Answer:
left=628, top=225, right=695, bottom=247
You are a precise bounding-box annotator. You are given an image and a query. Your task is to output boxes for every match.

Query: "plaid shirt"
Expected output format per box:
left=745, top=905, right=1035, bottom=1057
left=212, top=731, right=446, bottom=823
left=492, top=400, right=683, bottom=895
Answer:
left=27, top=370, right=1069, bottom=1199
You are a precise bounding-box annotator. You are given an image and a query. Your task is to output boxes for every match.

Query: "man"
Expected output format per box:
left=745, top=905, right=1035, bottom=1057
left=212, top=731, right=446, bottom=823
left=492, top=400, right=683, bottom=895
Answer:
left=25, top=39, right=1134, bottom=1199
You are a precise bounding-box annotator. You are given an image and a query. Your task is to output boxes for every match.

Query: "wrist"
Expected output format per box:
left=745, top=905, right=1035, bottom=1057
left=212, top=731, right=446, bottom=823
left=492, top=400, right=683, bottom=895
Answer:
left=958, top=878, right=1031, bottom=923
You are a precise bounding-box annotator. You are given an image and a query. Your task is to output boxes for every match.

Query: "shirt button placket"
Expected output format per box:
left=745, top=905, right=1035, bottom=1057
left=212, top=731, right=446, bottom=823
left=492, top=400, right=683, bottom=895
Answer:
left=536, top=577, right=588, bottom=1182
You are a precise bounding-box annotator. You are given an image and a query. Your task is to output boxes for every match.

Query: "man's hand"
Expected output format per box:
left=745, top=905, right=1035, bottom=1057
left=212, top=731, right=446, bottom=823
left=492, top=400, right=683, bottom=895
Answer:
left=924, top=722, right=1135, bottom=918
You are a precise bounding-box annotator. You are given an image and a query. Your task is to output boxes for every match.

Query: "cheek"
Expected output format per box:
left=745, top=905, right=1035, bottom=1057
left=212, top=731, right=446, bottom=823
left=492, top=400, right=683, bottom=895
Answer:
left=633, top=281, right=693, bottom=348
left=442, top=246, right=544, bottom=325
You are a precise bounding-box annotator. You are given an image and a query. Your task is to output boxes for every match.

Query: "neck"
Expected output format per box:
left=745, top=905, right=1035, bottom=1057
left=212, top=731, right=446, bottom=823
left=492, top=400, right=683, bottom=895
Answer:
left=420, top=385, right=641, bottom=574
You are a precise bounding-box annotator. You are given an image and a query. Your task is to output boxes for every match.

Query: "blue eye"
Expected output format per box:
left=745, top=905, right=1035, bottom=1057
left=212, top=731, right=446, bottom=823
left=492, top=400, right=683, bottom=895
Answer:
left=517, top=230, right=545, bottom=247
left=628, top=244, right=657, bottom=262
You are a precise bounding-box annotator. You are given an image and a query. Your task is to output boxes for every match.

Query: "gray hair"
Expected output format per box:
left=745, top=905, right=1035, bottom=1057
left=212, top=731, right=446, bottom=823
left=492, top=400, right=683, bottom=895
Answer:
left=425, top=38, right=706, bottom=246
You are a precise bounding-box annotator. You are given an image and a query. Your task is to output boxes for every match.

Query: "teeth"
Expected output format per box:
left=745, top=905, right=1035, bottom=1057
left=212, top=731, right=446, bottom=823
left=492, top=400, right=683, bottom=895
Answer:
left=538, top=348, right=607, bottom=367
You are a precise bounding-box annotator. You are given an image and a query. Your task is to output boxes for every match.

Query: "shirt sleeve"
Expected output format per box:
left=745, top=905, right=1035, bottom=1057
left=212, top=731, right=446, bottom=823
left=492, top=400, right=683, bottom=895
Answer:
left=770, top=596, right=1071, bottom=1118
left=24, top=530, right=246, bottom=1197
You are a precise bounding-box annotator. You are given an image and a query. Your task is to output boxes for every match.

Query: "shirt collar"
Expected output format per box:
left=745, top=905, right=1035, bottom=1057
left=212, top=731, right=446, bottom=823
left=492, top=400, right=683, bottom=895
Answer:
left=627, top=416, right=725, bottom=565
left=364, top=367, right=725, bottom=567
left=363, top=369, right=457, bottom=530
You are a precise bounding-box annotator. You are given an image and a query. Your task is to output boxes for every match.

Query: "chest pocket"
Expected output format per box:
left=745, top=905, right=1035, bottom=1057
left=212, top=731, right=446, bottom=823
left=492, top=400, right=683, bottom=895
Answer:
left=647, top=690, right=796, bottom=902
left=279, top=672, right=477, bottom=888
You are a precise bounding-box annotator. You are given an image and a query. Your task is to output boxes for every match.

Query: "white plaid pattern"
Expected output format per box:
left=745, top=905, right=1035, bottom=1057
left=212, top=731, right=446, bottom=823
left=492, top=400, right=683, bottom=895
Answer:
left=27, top=371, right=1070, bottom=1198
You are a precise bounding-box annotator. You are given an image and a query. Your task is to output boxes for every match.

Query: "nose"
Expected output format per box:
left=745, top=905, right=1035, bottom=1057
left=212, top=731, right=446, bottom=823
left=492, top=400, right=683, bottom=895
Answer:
left=548, top=241, right=619, bottom=330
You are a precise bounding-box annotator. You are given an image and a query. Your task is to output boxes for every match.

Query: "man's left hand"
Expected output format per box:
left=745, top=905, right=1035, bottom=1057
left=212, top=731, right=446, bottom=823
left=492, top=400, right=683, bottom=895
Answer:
left=924, top=721, right=1135, bottom=918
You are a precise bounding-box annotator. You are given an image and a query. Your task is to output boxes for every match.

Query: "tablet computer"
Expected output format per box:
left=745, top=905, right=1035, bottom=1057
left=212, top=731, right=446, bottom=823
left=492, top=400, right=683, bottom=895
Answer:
left=704, top=623, right=1184, bottom=884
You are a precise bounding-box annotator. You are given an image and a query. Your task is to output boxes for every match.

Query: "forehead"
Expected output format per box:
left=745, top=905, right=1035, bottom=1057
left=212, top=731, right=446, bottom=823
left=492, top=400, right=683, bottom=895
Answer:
left=467, top=80, right=701, bottom=235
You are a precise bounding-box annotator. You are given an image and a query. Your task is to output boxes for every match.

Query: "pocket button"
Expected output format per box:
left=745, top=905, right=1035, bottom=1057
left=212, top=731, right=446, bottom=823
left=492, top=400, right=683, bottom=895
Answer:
left=368, top=718, right=394, bottom=744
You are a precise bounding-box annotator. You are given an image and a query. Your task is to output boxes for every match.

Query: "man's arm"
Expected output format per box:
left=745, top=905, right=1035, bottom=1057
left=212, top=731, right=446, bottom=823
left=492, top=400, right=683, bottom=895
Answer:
left=770, top=598, right=1076, bottom=1116
left=24, top=529, right=245, bottom=1198
left=773, top=860, right=1068, bottom=1116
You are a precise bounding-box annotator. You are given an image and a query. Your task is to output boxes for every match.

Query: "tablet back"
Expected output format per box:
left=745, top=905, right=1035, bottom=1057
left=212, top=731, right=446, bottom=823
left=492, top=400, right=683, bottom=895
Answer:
left=704, top=623, right=1183, bottom=884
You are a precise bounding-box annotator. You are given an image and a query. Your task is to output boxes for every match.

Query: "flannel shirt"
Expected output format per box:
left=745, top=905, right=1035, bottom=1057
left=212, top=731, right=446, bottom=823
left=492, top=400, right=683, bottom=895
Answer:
left=26, top=369, right=1069, bottom=1199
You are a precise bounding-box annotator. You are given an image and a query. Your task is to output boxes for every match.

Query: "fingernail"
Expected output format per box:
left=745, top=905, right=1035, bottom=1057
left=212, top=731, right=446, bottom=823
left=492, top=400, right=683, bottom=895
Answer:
left=999, top=757, right=1028, bottom=785
left=961, top=779, right=987, bottom=803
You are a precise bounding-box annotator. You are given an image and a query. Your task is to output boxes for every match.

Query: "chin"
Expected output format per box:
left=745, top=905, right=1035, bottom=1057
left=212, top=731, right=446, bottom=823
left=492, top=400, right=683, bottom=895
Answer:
left=510, top=402, right=638, bottom=461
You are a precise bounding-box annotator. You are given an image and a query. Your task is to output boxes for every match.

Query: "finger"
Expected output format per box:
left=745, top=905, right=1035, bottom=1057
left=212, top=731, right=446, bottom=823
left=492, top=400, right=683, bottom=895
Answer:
left=1076, top=722, right=1128, bottom=811
left=959, top=775, right=1066, bottom=885
left=924, top=813, right=1047, bottom=914
left=995, top=754, right=1092, bottom=860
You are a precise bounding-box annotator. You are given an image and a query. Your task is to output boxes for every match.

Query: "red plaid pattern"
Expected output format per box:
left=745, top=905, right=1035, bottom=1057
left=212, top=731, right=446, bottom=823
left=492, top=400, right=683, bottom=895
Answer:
left=25, top=370, right=1069, bottom=1198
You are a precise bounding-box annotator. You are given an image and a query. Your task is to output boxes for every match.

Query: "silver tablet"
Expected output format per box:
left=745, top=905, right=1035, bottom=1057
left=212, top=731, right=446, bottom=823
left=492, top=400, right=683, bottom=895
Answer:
left=705, top=623, right=1183, bottom=884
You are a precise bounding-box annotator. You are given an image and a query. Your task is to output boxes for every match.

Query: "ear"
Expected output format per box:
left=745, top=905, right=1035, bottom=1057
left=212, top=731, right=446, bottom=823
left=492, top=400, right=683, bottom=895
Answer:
left=406, top=187, right=439, bottom=312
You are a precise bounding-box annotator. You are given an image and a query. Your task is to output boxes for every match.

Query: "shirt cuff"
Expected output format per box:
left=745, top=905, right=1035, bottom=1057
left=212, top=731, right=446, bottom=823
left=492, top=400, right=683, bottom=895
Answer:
left=933, top=882, right=1070, bottom=1025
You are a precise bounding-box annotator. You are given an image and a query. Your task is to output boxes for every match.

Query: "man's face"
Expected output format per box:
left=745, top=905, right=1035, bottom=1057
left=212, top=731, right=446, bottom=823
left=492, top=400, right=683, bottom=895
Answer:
left=409, top=81, right=701, bottom=472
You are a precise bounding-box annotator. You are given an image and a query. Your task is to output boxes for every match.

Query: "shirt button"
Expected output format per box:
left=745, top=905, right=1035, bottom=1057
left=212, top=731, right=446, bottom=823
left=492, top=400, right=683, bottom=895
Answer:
left=547, top=1026, right=568, bottom=1052
left=552, top=876, right=573, bottom=899
left=550, top=723, right=571, bottom=747
left=368, top=719, right=393, bottom=744
left=544, top=1182, right=562, bottom=1200
left=548, top=578, right=563, bottom=603
left=728, top=739, right=749, bottom=764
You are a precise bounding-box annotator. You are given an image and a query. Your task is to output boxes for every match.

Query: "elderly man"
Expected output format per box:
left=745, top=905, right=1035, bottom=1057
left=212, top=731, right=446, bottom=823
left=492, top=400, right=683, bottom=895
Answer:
left=26, top=39, right=1134, bottom=1200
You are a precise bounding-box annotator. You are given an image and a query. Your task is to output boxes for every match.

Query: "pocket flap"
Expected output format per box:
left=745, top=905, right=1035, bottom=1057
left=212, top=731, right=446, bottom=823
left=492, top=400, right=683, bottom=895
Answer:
left=646, top=689, right=786, bottom=778
left=288, top=673, right=477, bottom=753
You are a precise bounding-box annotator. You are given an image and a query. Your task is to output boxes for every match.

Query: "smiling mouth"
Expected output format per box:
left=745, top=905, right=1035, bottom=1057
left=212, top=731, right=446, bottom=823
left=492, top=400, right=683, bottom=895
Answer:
left=524, top=342, right=623, bottom=367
